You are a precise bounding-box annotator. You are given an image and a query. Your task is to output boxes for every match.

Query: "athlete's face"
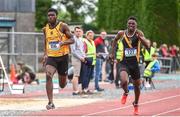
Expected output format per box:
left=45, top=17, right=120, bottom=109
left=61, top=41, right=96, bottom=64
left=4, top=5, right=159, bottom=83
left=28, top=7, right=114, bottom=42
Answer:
left=47, top=11, right=57, bottom=24
left=127, top=19, right=137, bottom=32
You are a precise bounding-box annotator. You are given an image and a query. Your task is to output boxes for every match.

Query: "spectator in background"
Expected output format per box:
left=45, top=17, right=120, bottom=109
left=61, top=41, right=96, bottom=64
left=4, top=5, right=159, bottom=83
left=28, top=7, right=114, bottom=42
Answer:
left=177, top=46, right=180, bottom=56
left=169, top=45, right=177, bottom=57
left=114, top=40, right=124, bottom=88
left=67, top=66, right=74, bottom=80
left=94, top=31, right=107, bottom=92
left=141, top=40, right=156, bottom=68
left=80, top=30, right=96, bottom=94
left=152, top=41, right=158, bottom=52
left=70, top=26, right=86, bottom=95
left=159, top=44, right=169, bottom=57
left=106, top=40, right=116, bottom=84
left=101, top=39, right=109, bottom=82
left=143, top=53, right=160, bottom=87
left=16, top=61, right=38, bottom=84
left=169, top=45, right=178, bottom=72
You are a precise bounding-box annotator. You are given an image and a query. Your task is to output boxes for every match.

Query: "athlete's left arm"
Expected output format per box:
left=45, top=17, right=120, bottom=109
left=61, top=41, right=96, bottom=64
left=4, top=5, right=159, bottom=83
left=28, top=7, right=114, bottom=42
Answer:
left=136, top=30, right=150, bottom=48
left=60, top=23, right=74, bottom=45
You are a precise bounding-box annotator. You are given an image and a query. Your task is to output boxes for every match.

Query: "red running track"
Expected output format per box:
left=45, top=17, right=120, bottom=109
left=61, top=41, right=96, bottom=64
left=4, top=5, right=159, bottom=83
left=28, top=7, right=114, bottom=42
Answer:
left=28, top=87, right=180, bottom=116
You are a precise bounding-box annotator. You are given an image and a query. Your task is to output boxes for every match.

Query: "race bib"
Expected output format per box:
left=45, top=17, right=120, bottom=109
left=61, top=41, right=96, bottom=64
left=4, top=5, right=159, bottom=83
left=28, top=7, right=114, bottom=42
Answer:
left=48, top=41, right=60, bottom=50
left=124, top=48, right=137, bottom=57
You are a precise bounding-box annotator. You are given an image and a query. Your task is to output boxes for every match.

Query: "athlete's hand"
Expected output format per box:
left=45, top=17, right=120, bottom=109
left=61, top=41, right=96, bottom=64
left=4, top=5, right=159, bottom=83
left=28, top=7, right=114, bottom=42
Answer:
left=59, top=41, right=64, bottom=47
left=42, top=54, right=48, bottom=67
left=109, top=53, right=114, bottom=60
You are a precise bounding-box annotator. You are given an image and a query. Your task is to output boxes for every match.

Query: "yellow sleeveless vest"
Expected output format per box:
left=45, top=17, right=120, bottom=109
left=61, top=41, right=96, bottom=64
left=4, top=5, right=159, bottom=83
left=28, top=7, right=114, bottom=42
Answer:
left=116, top=40, right=124, bottom=61
left=84, top=39, right=96, bottom=65
left=44, top=22, right=69, bottom=57
left=142, top=47, right=155, bottom=62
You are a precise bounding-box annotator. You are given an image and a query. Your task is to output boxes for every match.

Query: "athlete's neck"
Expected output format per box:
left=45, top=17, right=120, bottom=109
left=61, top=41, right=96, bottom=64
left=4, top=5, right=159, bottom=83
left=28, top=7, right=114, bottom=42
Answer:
left=49, top=20, right=58, bottom=28
left=126, top=29, right=136, bottom=38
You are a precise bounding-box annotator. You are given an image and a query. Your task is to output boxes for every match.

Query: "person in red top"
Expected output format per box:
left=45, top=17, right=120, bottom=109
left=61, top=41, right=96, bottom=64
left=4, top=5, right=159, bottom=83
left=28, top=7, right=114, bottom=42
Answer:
left=160, top=44, right=170, bottom=57
left=169, top=45, right=177, bottom=57
left=169, top=45, right=178, bottom=72
left=93, top=31, right=107, bottom=91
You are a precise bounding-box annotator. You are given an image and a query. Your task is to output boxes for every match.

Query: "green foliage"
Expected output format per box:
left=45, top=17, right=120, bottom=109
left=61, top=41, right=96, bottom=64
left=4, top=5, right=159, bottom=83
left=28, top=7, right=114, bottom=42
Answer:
left=143, top=0, right=179, bottom=46
left=54, top=0, right=97, bottom=23
left=97, top=0, right=179, bottom=46
left=82, top=23, right=99, bottom=33
left=35, top=0, right=52, bottom=31
left=57, top=11, right=71, bottom=23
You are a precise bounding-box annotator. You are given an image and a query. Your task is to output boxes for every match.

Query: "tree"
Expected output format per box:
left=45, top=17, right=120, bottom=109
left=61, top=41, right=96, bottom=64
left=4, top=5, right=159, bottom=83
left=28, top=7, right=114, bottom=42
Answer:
left=53, top=0, right=97, bottom=23
left=142, top=0, right=179, bottom=45
left=97, top=0, right=179, bottom=46
left=35, top=0, right=52, bottom=31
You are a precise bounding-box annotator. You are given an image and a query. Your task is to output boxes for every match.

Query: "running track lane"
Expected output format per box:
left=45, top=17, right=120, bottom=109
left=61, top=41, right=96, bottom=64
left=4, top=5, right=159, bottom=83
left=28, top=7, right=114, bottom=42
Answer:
left=28, top=88, right=180, bottom=116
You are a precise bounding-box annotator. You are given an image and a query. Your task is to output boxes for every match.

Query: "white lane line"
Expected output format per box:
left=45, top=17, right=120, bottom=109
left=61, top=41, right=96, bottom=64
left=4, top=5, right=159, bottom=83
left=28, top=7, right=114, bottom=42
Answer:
left=82, top=94, right=180, bottom=116
left=152, top=107, right=180, bottom=116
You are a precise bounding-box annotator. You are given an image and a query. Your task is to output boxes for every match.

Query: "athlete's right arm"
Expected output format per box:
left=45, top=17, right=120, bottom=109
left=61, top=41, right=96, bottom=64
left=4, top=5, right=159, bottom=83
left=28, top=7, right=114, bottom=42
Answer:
left=111, top=31, right=124, bottom=59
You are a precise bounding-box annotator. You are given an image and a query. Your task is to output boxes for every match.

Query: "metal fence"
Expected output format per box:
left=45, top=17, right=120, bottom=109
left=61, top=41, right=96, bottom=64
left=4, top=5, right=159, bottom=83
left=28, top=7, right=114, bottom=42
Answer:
left=0, top=31, right=179, bottom=74
left=0, top=32, right=44, bottom=72
left=0, top=32, right=113, bottom=73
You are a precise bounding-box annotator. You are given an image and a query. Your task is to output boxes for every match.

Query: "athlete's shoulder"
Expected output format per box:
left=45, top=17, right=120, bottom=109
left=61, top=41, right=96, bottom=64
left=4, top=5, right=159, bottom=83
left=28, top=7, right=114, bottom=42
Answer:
left=117, top=30, right=125, bottom=36
left=42, top=23, right=48, bottom=30
left=136, top=29, right=144, bottom=36
left=59, top=21, right=70, bottom=33
left=59, top=21, right=68, bottom=28
left=115, top=30, right=125, bottom=39
left=42, top=26, right=47, bottom=34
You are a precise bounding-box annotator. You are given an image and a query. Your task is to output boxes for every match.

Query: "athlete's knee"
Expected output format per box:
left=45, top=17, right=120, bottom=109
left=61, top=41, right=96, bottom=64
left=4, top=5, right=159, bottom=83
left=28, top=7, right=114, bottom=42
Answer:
left=120, top=79, right=128, bottom=87
left=133, top=80, right=141, bottom=89
left=46, top=71, right=54, bottom=78
left=134, top=84, right=140, bottom=90
left=45, top=65, right=56, bottom=78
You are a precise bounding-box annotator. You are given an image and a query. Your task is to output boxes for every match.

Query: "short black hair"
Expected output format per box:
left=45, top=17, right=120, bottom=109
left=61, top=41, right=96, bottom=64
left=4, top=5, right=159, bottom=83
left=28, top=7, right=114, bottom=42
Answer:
left=128, top=16, right=137, bottom=22
left=47, top=8, right=58, bottom=15
left=74, top=26, right=82, bottom=31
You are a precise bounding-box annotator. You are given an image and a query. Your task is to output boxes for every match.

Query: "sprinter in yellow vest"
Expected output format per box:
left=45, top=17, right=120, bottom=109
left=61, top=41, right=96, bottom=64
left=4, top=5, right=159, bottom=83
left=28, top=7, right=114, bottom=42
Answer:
left=80, top=30, right=96, bottom=94
left=42, top=8, right=74, bottom=110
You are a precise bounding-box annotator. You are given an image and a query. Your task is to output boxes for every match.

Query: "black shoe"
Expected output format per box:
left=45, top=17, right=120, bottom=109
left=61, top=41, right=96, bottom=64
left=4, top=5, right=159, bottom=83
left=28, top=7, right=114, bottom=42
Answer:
left=46, top=102, right=55, bottom=110
left=87, top=90, right=94, bottom=95
left=103, top=79, right=109, bottom=82
left=72, top=92, right=80, bottom=96
left=116, top=85, right=120, bottom=89
left=96, top=88, right=104, bottom=92
left=110, top=80, right=114, bottom=84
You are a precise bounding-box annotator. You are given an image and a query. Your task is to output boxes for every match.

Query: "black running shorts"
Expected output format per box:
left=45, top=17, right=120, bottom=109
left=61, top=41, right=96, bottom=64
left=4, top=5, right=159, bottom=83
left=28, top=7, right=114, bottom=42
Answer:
left=117, top=58, right=140, bottom=80
left=46, top=54, right=69, bottom=75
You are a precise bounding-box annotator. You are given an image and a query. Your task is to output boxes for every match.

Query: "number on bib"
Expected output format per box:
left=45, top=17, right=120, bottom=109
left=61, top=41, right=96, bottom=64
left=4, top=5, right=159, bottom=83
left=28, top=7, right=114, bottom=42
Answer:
left=49, top=41, right=60, bottom=50
left=124, top=48, right=137, bottom=57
